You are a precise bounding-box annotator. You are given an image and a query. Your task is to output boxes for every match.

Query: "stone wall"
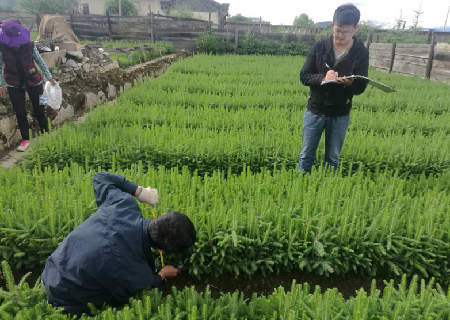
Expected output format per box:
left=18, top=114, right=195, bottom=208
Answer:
left=0, top=50, right=187, bottom=153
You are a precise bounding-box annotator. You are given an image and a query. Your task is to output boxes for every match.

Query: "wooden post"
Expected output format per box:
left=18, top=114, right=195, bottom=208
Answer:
left=119, top=0, right=122, bottom=16
left=444, top=5, right=450, bottom=32
left=427, top=29, right=434, bottom=44
left=136, top=49, right=141, bottom=63
left=150, top=12, right=155, bottom=43
left=35, top=13, right=41, bottom=31
left=106, top=11, right=113, bottom=40
left=69, top=13, right=75, bottom=32
left=234, top=28, right=239, bottom=52
left=389, top=43, right=396, bottom=73
left=208, top=12, right=212, bottom=31
left=259, top=16, right=262, bottom=33
left=116, top=49, right=119, bottom=62
left=426, top=34, right=436, bottom=79
left=366, top=31, right=373, bottom=50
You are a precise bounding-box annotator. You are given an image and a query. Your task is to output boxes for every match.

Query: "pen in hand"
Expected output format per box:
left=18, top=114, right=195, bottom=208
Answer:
left=324, top=63, right=339, bottom=81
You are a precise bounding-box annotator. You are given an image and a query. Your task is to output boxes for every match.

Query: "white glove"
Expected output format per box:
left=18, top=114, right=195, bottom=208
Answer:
left=137, top=187, right=158, bottom=206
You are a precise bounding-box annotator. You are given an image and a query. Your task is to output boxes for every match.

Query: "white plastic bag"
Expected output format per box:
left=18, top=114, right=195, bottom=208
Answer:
left=43, top=81, right=62, bottom=110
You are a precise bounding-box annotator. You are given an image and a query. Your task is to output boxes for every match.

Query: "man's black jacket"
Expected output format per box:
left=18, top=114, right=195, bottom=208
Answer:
left=41, top=172, right=162, bottom=316
left=300, top=36, right=369, bottom=117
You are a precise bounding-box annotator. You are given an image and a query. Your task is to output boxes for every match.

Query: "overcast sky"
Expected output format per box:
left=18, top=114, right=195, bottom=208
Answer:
left=222, top=0, right=449, bottom=29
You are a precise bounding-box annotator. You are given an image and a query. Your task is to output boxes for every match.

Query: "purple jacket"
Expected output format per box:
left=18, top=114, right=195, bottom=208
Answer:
left=0, top=41, right=42, bottom=88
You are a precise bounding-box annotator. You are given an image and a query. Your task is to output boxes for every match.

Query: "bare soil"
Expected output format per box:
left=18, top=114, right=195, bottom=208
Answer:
left=3, top=265, right=388, bottom=300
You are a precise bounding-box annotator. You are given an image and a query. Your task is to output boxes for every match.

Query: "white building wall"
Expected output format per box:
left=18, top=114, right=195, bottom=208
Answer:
left=81, top=0, right=162, bottom=15
left=192, top=11, right=219, bottom=24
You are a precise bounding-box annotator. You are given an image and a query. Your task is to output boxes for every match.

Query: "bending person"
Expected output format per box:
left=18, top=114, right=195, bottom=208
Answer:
left=41, top=172, right=197, bottom=317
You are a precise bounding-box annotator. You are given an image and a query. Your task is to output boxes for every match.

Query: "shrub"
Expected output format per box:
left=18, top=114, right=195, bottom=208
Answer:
left=239, top=32, right=311, bottom=56
left=104, top=0, right=136, bottom=16
left=196, top=32, right=234, bottom=54
left=18, top=0, right=77, bottom=14
left=384, top=29, right=428, bottom=44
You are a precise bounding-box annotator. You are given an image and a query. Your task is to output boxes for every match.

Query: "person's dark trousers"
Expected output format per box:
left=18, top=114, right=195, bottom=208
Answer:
left=7, top=83, right=49, bottom=141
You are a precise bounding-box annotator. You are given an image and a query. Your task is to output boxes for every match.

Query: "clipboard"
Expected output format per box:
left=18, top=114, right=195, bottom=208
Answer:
left=321, top=75, right=397, bottom=93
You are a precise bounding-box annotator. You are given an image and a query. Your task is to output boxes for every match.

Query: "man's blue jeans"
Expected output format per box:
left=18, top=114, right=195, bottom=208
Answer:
left=298, top=109, right=350, bottom=172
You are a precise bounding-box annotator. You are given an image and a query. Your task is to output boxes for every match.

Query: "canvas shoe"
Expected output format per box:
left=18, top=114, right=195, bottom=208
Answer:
left=17, top=140, right=30, bottom=152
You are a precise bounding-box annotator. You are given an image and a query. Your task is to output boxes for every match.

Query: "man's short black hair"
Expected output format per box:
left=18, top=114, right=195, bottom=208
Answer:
left=333, top=3, right=360, bottom=27
left=148, top=211, right=196, bottom=254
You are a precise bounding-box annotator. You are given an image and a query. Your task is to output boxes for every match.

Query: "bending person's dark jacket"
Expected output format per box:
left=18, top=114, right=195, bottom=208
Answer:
left=41, top=172, right=162, bottom=316
left=300, top=36, right=369, bottom=117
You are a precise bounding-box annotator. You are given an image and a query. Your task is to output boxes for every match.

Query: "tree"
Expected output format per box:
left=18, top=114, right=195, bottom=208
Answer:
left=169, top=5, right=193, bottom=18
left=410, top=5, right=423, bottom=30
left=394, top=10, right=406, bottom=30
left=355, top=19, right=384, bottom=41
left=17, top=0, right=78, bottom=14
left=105, top=0, right=136, bottom=16
left=293, top=13, right=314, bottom=28
left=385, top=7, right=427, bottom=44
left=227, top=14, right=252, bottom=22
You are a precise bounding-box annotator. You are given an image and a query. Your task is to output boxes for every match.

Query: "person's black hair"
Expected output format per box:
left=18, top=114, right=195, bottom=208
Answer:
left=147, top=211, right=196, bottom=254
left=333, top=3, right=360, bottom=27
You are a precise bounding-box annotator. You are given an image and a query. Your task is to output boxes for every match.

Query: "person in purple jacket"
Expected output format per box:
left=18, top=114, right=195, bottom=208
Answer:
left=0, top=19, right=56, bottom=152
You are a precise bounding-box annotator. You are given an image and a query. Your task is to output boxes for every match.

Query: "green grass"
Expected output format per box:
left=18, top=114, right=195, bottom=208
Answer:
left=81, top=40, right=175, bottom=67
left=2, top=54, right=450, bottom=319
left=30, top=31, right=38, bottom=41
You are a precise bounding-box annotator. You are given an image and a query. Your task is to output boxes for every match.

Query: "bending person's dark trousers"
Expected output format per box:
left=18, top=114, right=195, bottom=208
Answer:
left=7, top=83, right=48, bottom=140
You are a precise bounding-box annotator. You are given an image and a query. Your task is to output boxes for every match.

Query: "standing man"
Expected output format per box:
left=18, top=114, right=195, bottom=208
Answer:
left=298, top=4, right=369, bottom=172
left=41, top=172, right=196, bottom=317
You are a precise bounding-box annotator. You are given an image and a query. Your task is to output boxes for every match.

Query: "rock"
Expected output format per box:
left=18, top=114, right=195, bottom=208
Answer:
left=84, top=92, right=99, bottom=109
left=137, top=74, right=143, bottom=83
left=94, top=66, right=105, bottom=74
left=97, top=90, right=106, bottom=103
left=66, top=51, right=84, bottom=59
left=103, top=64, right=113, bottom=72
left=124, top=83, right=132, bottom=90
left=61, top=59, right=78, bottom=68
left=82, top=63, right=90, bottom=73
left=0, top=102, right=8, bottom=115
left=61, top=57, right=67, bottom=64
left=52, top=104, right=74, bottom=126
left=103, top=62, right=119, bottom=72
left=77, top=63, right=82, bottom=67
left=107, top=84, right=117, bottom=99
left=0, top=115, right=21, bottom=147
